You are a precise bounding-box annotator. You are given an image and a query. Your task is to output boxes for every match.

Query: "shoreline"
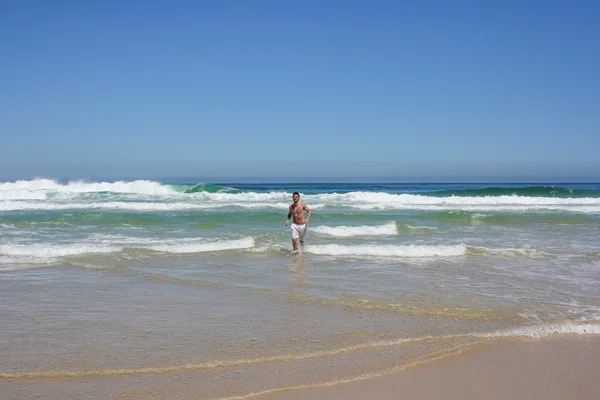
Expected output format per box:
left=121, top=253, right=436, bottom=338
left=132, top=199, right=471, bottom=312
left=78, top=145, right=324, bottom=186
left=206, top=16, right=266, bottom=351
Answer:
left=3, top=335, right=599, bottom=399
left=256, top=335, right=600, bottom=400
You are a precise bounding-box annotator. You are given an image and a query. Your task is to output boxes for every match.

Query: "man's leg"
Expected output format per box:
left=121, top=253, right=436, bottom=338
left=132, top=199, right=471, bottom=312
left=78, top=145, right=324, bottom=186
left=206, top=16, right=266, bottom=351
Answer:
left=291, top=225, right=299, bottom=251
left=291, top=224, right=302, bottom=251
left=299, top=225, right=306, bottom=247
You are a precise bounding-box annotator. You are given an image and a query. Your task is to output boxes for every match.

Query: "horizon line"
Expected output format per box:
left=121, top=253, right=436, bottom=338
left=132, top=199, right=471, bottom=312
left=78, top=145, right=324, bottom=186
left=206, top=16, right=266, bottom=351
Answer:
left=1, top=176, right=599, bottom=184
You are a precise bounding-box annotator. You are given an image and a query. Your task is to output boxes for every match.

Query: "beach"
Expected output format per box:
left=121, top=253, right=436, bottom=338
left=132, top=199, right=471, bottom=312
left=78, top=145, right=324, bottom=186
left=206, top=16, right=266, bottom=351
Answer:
left=3, top=337, right=599, bottom=399
left=258, top=336, right=600, bottom=400
left=1, top=180, right=599, bottom=399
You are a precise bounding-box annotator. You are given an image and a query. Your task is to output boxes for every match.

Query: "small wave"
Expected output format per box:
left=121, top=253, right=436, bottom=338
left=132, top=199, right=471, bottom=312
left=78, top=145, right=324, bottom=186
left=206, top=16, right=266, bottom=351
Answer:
left=0, top=244, right=119, bottom=260
left=0, top=237, right=256, bottom=263
left=305, top=243, right=467, bottom=257
left=468, top=246, right=554, bottom=258
left=0, top=257, right=60, bottom=269
left=405, top=224, right=439, bottom=231
left=311, top=221, right=398, bottom=237
left=478, top=321, right=600, bottom=338
left=147, top=237, right=255, bottom=253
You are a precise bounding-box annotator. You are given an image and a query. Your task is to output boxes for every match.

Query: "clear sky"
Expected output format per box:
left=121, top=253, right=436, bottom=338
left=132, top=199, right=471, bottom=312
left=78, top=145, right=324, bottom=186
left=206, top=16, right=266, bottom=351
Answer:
left=1, top=0, right=599, bottom=182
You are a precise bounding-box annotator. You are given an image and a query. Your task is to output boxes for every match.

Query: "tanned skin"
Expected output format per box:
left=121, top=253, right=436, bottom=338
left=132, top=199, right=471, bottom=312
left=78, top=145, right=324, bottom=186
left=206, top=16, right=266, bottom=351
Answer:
left=284, top=192, right=312, bottom=251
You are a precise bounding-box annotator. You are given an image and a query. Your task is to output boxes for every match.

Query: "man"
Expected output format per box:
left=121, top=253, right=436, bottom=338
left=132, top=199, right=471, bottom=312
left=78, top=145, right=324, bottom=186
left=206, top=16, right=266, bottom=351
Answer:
left=284, top=191, right=312, bottom=253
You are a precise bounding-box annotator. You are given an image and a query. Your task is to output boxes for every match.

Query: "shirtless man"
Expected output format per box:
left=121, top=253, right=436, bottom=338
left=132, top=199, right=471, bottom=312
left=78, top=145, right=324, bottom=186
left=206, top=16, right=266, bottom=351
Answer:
left=284, top=192, right=312, bottom=252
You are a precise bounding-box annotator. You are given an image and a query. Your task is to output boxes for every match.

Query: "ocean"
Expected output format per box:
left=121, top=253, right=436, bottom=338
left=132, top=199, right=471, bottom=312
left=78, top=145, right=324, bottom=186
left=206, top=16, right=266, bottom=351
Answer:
left=1, top=179, right=600, bottom=399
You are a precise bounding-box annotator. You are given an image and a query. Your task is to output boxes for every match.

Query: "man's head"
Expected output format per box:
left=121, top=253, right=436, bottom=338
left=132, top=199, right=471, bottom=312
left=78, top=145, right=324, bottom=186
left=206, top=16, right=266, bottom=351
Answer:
left=292, top=192, right=300, bottom=203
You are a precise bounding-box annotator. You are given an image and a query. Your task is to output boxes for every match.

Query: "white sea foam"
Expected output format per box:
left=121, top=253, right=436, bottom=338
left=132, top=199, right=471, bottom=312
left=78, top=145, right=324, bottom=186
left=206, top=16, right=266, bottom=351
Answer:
left=0, top=201, right=298, bottom=212
left=477, top=321, right=600, bottom=338
left=311, top=221, right=398, bottom=237
left=2, top=199, right=598, bottom=213
left=0, top=201, right=203, bottom=211
left=306, top=192, right=600, bottom=213
left=0, top=244, right=120, bottom=264
left=353, top=204, right=600, bottom=213
left=0, top=260, right=56, bottom=270
left=0, top=243, right=119, bottom=258
left=305, top=244, right=467, bottom=257
left=2, top=180, right=598, bottom=207
left=147, top=237, right=255, bottom=253
left=0, top=179, right=175, bottom=195
left=470, top=246, right=554, bottom=258
left=0, top=237, right=257, bottom=264
left=1, top=181, right=600, bottom=213
left=405, top=225, right=439, bottom=231
left=193, top=191, right=289, bottom=201
left=0, top=189, right=48, bottom=200
left=310, top=192, right=600, bottom=206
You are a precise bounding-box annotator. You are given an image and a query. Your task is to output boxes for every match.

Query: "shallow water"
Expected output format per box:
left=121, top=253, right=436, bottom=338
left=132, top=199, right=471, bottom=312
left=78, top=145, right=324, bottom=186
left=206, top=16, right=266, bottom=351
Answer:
left=1, top=181, right=600, bottom=398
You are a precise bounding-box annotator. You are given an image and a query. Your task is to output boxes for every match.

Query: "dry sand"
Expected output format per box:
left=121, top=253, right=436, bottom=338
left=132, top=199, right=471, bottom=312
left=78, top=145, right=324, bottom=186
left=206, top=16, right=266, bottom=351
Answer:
left=258, top=336, right=600, bottom=400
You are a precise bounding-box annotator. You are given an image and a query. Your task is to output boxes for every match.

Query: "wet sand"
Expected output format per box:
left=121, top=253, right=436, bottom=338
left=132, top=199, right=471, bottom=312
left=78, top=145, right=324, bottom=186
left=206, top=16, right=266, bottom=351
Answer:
left=2, top=336, right=599, bottom=399
left=259, top=336, right=600, bottom=400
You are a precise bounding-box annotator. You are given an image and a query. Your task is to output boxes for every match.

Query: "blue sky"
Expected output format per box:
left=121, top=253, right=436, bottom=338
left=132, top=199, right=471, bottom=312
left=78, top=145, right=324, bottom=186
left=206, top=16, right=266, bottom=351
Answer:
left=1, top=0, right=599, bottom=182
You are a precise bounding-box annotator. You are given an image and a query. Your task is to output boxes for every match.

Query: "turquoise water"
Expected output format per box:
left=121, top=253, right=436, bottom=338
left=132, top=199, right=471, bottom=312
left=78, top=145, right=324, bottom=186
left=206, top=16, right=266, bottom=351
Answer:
left=2, top=180, right=600, bottom=266
left=1, top=179, right=600, bottom=399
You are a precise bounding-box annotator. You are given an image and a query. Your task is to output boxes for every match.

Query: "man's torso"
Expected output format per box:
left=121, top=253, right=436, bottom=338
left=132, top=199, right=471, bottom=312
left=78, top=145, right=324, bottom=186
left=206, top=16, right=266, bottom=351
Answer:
left=290, top=201, right=306, bottom=224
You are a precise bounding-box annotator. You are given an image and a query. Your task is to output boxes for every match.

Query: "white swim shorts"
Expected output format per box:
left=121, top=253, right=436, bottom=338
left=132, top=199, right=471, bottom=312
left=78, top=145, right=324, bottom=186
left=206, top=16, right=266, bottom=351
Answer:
left=290, top=223, right=307, bottom=240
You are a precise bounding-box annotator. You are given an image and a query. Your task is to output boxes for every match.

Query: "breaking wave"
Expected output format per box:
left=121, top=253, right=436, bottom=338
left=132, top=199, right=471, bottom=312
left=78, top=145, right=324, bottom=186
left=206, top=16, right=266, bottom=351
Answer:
left=311, top=221, right=398, bottom=237
left=304, top=244, right=467, bottom=257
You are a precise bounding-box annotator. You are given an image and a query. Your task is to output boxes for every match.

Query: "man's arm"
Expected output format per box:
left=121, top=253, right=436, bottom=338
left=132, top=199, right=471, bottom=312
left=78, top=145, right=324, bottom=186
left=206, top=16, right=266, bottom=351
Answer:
left=304, top=204, right=312, bottom=223
left=285, top=205, right=292, bottom=225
